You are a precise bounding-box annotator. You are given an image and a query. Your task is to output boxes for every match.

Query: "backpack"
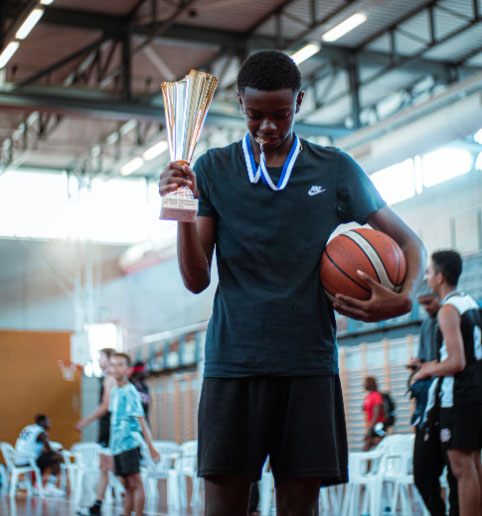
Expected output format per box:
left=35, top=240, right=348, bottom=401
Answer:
left=382, top=392, right=396, bottom=427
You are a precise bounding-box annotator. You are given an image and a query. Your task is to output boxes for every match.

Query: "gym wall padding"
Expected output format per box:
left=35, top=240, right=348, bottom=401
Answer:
left=0, top=330, right=81, bottom=449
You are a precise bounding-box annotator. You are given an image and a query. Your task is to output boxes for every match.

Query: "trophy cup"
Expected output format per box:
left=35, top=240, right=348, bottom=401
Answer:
left=160, top=69, right=218, bottom=222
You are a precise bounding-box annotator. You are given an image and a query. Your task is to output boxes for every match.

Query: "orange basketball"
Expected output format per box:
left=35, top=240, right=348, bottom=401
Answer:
left=320, top=228, right=407, bottom=302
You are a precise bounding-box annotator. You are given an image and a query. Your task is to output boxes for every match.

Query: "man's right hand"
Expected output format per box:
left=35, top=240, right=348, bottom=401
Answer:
left=75, top=420, right=85, bottom=431
left=405, top=357, right=422, bottom=370
left=159, top=161, right=197, bottom=197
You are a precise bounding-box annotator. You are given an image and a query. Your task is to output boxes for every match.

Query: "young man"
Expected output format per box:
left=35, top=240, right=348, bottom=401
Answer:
left=109, top=353, right=159, bottom=516
left=408, top=284, right=458, bottom=516
left=159, top=50, right=425, bottom=515
left=15, top=414, right=64, bottom=496
left=75, top=347, right=116, bottom=515
left=413, top=250, right=482, bottom=516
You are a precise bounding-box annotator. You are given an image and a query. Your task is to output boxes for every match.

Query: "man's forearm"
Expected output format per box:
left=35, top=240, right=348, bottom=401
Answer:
left=424, top=357, right=464, bottom=377
left=399, top=236, right=426, bottom=307
left=177, top=222, right=210, bottom=293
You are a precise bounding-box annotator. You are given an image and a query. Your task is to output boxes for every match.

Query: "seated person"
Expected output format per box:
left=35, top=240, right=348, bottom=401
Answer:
left=15, top=414, right=64, bottom=496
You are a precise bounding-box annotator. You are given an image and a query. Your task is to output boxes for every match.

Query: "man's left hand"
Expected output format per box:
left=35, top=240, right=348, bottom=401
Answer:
left=150, top=447, right=160, bottom=463
left=332, top=270, right=411, bottom=322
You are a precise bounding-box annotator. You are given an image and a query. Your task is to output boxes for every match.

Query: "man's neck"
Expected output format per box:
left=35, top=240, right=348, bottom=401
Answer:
left=116, top=377, right=129, bottom=387
left=439, top=284, right=457, bottom=301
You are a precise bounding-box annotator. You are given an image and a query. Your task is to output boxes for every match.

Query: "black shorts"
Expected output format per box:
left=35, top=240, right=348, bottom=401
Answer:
left=439, top=404, right=482, bottom=450
left=36, top=451, right=59, bottom=473
left=113, top=447, right=141, bottom=477
left=198, top=375, right=348, bottom=486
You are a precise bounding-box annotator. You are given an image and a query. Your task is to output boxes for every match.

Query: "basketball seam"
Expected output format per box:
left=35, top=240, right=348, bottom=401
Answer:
left=339, top=233, right=380, bottom=283
left=324, top=250, right=371, bottom=294
left=349, top=230, right=396, bottom=289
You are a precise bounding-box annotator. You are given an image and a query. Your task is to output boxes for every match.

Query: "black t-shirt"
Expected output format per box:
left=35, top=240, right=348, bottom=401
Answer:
left=98, top=377, right=110, bottom=444
left=417, top=316, right=439, bottom=362
left=194, top=138, right=386, bottom=377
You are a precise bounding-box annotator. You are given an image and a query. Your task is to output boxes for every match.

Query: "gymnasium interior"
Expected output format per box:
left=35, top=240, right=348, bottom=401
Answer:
left=0, top=0, right=481, bottom=515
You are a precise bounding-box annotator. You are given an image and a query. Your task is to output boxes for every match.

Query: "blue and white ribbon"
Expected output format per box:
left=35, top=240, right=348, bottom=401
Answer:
left=242, top=133, right=301, bottom=192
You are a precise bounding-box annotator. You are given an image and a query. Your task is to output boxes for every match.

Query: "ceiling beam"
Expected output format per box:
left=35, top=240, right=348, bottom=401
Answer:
left=35, top=6, right=471, bottom=80
left=0, top=86, right=350, bottom=137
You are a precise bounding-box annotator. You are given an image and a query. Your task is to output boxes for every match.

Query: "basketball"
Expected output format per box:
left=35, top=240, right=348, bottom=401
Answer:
left=320, top=228, right=407, bottom=302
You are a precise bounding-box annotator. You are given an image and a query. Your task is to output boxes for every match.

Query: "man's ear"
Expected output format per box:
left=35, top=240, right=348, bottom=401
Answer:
left=237, top=92, right=245, bottom=114
left=295, top=90, right=304, bottom=113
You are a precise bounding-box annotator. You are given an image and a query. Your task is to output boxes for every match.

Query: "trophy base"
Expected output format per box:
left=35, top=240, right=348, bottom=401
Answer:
left=160, top=197, right=198, bottom=222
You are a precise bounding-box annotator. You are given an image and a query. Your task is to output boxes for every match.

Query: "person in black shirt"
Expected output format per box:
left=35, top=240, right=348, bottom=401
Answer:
left=413, top=250, right=482, bottom=516
left=129, top=361, right=150, bottom=420
left=159, top=50, right=425, bottom=515
left=76, top=348, right=116, bottom=515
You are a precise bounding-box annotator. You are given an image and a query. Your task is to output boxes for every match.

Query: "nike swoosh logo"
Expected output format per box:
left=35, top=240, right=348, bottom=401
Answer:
left=308, top=186, right=326, bottom=196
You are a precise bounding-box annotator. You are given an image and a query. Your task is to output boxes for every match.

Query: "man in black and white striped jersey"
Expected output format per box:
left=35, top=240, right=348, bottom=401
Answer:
left=413, top=250, right=482, bottom=516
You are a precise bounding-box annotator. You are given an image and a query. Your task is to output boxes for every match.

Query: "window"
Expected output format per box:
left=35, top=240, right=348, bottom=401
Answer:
left=370, top=159, right=415, bottom=205
left=422, top=148, right=473, bottom=187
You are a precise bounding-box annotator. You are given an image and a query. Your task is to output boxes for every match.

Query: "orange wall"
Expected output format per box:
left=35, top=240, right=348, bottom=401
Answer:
left=0, top=330, right=81, bottom=449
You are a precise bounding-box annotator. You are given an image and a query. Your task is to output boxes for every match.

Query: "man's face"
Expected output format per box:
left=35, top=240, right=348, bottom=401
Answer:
left=99, top=352, right=110, bottom=371
left=110, top=356, right=129, bottom=381
left=418, top=294, right=440, bottom=317
left=426, top=260, right=442, bottom=295
left=237, top=87, right=303, bottom=150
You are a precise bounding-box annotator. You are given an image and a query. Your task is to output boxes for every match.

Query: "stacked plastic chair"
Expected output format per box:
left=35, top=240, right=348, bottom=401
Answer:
left=71, top=443, right=101, bottom=508
left=142, top=440, right=181, bottom=509
left=178, top=440, right=202, bottom=509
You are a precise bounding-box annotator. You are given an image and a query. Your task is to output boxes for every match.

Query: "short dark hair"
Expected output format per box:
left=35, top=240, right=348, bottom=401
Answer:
left=365, top=376, right=378, bottom=392
left=99, top=348, right=116, bottom=359
left=237, top=50, right=301, bottom=93
left=35, top=414, right=48, bottom=425
left=432, top=250, right=463, bottom=287
left=113, top=352, right=131, bottom=367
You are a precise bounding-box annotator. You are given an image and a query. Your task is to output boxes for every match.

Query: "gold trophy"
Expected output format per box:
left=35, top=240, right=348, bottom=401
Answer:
left=160, top=69, right=218, bottom=222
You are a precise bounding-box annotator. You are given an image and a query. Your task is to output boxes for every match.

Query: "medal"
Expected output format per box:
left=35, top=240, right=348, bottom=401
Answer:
left=242, top=133, right=301, bottom=191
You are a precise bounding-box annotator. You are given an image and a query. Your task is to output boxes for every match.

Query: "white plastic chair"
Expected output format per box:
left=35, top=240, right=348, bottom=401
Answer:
left=178, top=440, right=202, bottom=508
left=0, top=442, right=43, bottom=498
left=71, top=443, right=101, bottom=508
left=342, top=447, right=383, bottom=516
left=142, top=440, right=181, bottom=509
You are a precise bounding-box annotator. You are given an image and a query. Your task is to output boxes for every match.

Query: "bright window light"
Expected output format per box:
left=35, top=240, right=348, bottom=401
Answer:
left=370, top=159, right=415, bottom=206
left=0, top=170, right=70, bottom=239
left=422, top=148, right=473, bottom=188
left=322, top=13, right=367, bottom=42
left=0, top=41, right=20, bottom=68
left=143, top=140, right=169, bottom=161
left=86, top=323, right=122, bottom=377
left=291, top=42, right=321, bottom=65
left=120, top=156, right=144, bottom=176
left=40, top=0, right=54, bottom=5
left=15, top=8, right=44, bottom=40
left=476, top=152, right=482, bottom=171
left=0, top=170, right=169, bottom=244
left=474, top=128, right=482, bottom=145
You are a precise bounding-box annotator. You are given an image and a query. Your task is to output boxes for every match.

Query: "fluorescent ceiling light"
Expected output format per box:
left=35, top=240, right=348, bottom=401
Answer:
left=291, top=42, right=321, bottom=65
left=120, top=157, right=144, bottom=176
left=322, top=13, right=367, bottom=42
left=40, top=0, right=55, bottom=4
left=0, top=42, right=20, bottom=68
left=143, top=140, right=169, bottom=161
left=15, top=8, right=44, bottom=40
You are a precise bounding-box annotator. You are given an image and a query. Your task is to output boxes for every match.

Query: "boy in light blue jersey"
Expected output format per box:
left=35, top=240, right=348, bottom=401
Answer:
left=109, top=353, right=159, bottom=516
